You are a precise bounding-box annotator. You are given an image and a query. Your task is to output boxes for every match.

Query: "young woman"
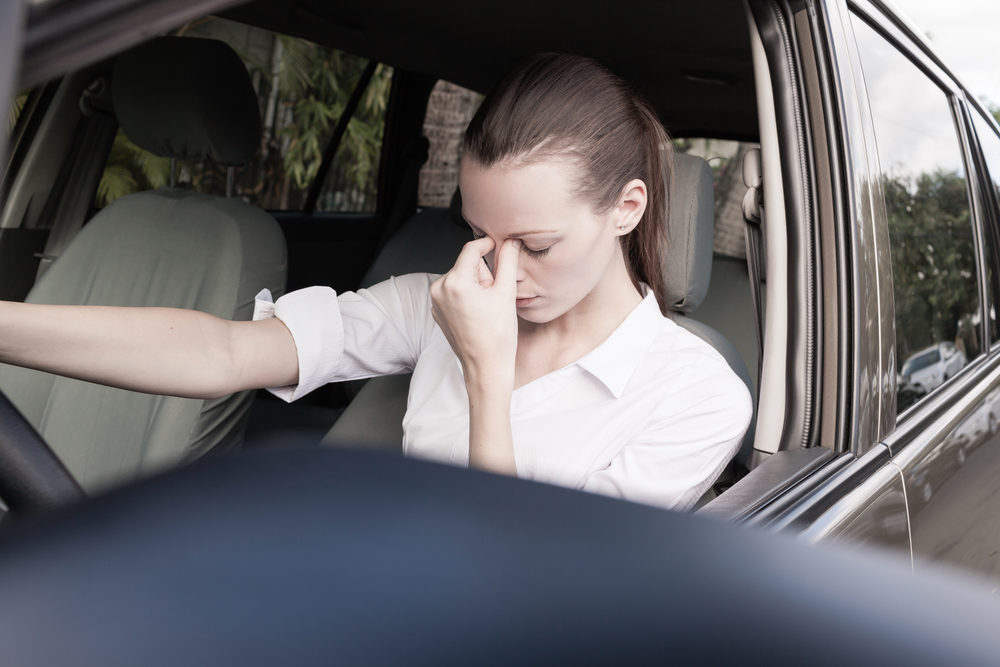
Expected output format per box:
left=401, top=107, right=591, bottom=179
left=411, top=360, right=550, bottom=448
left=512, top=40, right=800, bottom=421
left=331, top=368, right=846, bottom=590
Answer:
left=0, top=54, right=751, bottom=510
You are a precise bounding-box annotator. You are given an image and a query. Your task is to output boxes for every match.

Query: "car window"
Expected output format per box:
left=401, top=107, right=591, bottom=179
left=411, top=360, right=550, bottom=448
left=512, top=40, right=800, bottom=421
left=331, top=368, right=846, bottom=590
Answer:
left=970, top=109, right=1000, bottom=343
left=851, top=16, right=981, bottom=418
left=94, top=17, right=392, bottom=213
left=676, top=138, right=758, bottom=259
left=418, top=80, right=482, bottom=208
left=7, top=93, right=25, bottom=133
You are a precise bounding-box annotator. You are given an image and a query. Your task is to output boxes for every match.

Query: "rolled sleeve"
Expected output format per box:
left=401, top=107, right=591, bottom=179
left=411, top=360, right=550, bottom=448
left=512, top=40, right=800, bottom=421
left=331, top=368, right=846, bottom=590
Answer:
left=253, top=287, right=344, bottom=402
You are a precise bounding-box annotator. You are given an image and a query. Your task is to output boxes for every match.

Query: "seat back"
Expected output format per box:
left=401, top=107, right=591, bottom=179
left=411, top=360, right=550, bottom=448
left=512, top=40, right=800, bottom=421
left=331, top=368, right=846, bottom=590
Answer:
left=0, top=37, right=287, bottom=491
left=664, top=153, right=756, bottom=466
left=323, top=194, right=470, bottom=448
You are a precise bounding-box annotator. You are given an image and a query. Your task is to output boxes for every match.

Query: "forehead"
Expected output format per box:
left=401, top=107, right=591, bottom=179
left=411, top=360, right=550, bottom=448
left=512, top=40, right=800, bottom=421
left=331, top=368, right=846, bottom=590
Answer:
left=459, top=156, right=587, bottom=232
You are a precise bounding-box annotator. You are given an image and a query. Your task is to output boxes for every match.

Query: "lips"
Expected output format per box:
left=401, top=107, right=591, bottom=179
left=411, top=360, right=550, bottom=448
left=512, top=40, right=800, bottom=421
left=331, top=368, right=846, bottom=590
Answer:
left=515, top=296, right=538, bottom=307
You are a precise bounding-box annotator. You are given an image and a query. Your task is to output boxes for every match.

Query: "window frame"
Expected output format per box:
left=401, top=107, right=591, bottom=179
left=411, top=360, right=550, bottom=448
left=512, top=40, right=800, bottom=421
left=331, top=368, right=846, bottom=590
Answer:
left=964, top=103, right=1000, bottom=347
left=848, top=4, right=989, bottom=424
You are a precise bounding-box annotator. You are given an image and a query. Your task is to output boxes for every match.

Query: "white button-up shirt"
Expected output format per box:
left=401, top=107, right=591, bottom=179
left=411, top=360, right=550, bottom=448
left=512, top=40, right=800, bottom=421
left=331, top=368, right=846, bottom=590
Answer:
left=254, top=273, right=752, bottom=510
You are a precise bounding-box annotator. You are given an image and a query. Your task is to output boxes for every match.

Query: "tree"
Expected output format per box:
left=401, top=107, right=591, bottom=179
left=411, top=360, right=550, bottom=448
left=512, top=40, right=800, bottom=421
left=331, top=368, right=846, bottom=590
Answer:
left=95, top=20, right=393, bottom=212
left=96, top=132, right=171, bottom=207
left=240, top=35, right=391, bottom=211
left=883, top=169, right=980, bottom=365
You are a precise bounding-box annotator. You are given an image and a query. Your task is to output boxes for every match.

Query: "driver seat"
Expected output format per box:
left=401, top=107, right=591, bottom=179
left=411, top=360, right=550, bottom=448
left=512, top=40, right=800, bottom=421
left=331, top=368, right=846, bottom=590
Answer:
left=324, top=153, right=756, bottom=470
left=0, top=37, right=287, bottom=492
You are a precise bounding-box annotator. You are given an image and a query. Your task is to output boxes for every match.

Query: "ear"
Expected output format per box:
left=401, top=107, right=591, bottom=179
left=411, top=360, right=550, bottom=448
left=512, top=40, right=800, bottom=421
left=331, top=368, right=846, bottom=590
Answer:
left=612, top=178, right=647, bottom=236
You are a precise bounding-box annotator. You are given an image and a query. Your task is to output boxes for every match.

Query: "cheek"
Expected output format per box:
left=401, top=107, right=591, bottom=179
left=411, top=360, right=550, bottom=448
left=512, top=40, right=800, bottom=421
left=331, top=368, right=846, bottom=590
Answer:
left=530, top=243, right=605, bottom=292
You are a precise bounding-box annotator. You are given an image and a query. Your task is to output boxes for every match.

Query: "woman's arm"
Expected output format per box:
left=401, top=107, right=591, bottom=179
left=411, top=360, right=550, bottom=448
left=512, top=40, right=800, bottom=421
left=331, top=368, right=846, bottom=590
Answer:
left=430, top=237, right=520, bottom=475
left=0, top=301, right=299, bottom=399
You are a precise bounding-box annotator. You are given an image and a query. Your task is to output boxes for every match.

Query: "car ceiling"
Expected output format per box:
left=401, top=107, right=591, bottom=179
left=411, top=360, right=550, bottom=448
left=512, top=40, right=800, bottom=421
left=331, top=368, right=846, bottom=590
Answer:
left=224, top=0, right=757, bottom=140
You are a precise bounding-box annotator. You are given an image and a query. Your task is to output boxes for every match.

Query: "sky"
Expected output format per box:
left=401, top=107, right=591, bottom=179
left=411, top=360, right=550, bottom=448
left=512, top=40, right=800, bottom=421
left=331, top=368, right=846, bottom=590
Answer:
left=890, top=0, right=1000, bottom=109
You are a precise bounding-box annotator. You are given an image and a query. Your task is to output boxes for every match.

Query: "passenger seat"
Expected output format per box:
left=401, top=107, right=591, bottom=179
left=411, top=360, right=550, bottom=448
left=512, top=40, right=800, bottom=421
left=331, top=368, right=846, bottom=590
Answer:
left=0, top=37, right=287, bottom=491
left=323, top=192, right=471, bottom=449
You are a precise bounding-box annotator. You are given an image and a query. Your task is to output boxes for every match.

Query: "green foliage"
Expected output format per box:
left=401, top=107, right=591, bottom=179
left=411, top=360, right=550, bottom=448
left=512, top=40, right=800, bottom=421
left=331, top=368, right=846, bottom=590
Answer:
left=92, top=21, right=392, bottom=212
left=96, top=132, right=172, bottom=207
left=8, top=93, right=26, bottom=133
left=884, top=169, right=980, bottom=365
left=271, top=38, right=390, bottom=207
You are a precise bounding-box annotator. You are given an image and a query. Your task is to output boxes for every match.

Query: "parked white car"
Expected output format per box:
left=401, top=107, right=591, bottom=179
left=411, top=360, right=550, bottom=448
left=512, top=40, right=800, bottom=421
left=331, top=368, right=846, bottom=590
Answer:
left=900, top=342, right=968, bottom=394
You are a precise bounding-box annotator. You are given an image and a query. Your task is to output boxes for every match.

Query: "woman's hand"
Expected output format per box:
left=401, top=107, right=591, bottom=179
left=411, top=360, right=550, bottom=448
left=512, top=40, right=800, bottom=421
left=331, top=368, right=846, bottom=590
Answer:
left=430, top=237, right=521, bottom=475
left=430, top=236, right=521, bottom=387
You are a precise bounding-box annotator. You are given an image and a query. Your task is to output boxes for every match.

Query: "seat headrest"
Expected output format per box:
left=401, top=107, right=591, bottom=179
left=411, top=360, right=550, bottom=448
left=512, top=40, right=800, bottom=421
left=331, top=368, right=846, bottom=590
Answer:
left=662, top=152, right=715, bottom=314
left=112, top=37, right=261, bottom=166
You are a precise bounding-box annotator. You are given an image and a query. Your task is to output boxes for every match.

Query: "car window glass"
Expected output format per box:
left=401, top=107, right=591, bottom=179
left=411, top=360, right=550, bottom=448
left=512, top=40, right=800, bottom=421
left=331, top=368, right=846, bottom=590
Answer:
left=7, top=92, right=25, bottom=134
left=676, top=138, right=758, bottom=259
left=417, top=80, right=482, bottom=208
left=851, top=16, right=981, bottom=417
left=94, top=17, right=392, bottom=212
left=309, top=61, right=393, bottom=212
left=970, top=109, right=1000, bottom=343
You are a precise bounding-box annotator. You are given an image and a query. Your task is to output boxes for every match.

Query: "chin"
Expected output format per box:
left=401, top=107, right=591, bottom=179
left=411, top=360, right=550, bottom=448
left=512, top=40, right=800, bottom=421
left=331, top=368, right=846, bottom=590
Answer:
left=516, top=302, right=564, bottom=325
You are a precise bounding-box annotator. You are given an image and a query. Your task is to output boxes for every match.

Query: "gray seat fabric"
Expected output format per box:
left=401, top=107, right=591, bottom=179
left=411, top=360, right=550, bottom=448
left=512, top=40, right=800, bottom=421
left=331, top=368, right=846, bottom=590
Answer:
left=325, top=153, right=755, bottom=467
left=666, top=154, right=756, bottom=467
left=323, top=196, right=470, bottom=448
left=361, top=195, right=472, bottom=289
left=0, top=37, right=287, bottom=491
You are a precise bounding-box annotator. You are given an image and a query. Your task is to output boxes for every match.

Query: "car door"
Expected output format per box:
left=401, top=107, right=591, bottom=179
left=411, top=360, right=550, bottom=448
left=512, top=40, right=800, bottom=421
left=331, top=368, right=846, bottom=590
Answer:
left=843, top=4, right=1000, bottom=585
left=708, top=0, right=996, bottom=577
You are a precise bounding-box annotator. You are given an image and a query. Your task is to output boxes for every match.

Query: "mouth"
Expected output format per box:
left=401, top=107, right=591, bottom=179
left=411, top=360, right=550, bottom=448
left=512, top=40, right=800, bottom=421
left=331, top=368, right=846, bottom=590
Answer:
left=515, top=296, right=538, bottom=307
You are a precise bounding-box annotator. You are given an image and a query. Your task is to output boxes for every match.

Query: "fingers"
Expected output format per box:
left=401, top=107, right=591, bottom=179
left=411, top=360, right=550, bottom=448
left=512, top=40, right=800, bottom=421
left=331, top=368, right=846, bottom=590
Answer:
left=453, top=236, right=496, bottom=278
left=493, top=239, right=520, bottom=287
left=476, top=256, right=494, bottom=287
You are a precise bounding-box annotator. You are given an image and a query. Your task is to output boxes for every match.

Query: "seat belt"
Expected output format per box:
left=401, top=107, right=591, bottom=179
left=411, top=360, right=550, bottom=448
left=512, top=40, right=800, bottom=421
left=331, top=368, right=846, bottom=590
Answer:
left=35, top=77, right=118, bottom=281
left=376, top=134, right=429, bottom=251
left=741, top=147, right=765, bottom=384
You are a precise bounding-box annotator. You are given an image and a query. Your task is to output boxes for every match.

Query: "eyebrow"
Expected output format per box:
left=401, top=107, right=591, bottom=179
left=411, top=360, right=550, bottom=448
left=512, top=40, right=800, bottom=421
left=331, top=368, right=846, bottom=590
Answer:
left=467, top=221, right=558, bottom=238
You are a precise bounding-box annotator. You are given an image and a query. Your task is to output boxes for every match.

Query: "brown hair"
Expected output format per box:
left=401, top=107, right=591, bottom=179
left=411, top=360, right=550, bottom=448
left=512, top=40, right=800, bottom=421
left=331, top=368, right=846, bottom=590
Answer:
left=463, top=53, right=673, bottom=314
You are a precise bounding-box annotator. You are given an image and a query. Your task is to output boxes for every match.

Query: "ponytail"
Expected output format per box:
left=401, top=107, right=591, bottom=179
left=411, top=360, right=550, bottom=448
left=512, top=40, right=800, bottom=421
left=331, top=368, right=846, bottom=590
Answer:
left=622, top=100, right=672, bottom=315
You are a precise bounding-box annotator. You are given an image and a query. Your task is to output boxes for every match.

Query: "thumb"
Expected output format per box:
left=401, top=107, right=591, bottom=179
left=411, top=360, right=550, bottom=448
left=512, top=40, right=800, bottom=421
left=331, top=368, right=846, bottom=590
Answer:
left=493, top=239, right=520, bottom=288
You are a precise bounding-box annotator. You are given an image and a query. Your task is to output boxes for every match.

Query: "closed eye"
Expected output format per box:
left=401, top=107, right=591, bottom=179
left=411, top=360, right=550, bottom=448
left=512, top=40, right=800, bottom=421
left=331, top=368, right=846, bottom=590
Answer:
left=523, top=245, right=551, bottom=257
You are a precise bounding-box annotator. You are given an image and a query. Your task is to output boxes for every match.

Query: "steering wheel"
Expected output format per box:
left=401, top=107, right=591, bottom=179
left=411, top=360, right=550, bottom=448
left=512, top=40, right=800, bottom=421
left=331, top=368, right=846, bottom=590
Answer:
left=0, top=389, right=85, bottom=513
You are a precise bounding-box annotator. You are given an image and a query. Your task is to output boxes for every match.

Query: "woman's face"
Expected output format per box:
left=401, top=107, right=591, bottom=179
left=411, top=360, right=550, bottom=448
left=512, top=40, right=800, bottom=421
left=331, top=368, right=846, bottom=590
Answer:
left=458, top=156, right=631, bottom=324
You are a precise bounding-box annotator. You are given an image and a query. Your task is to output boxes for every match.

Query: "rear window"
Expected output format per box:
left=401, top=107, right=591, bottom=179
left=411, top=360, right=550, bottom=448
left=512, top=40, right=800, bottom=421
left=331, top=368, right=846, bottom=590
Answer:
left=675, top=138, right=758, bottom=259
left=417, top=80, right=482, bottom=208
left=95, top=17, right=393, bottom=213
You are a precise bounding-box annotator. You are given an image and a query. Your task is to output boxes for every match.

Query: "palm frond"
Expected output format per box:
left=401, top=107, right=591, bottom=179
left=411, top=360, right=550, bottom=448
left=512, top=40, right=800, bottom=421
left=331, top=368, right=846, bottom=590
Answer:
left=96, top=164, right=139, bottom=207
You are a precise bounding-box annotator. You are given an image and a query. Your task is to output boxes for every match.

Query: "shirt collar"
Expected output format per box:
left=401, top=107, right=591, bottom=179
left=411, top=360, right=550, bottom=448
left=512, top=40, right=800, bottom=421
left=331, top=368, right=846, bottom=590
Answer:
left=575, top=289, right=666, bottom=398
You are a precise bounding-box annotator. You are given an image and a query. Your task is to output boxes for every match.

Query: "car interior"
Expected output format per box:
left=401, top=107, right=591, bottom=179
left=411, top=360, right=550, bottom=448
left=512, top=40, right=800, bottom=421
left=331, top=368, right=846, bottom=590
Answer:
left=2, top=0, right=801, bottom=503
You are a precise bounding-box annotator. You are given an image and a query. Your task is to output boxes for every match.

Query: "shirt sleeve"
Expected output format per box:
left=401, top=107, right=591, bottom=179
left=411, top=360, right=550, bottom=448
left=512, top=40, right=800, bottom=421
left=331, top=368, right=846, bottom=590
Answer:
left=581, top=362, right=753, bottom=511
left=252, top=273, right=439, bottom=402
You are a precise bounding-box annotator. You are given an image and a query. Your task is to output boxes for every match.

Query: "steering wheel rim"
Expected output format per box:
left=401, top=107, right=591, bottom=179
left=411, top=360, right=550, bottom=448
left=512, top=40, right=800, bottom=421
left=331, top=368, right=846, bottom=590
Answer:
left=0, top=389, right=85, bottom=513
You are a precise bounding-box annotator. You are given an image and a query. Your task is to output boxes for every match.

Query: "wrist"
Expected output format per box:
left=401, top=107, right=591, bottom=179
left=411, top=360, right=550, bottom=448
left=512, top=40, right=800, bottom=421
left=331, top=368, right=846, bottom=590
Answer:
left=463, top=365, right=515, bottom=398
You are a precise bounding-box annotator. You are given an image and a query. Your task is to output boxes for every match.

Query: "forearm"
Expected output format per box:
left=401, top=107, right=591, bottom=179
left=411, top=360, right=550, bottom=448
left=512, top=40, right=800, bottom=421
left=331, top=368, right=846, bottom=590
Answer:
left=0, top=301, right=298, bottom=399
left=466, top=374, right=516, bottom=475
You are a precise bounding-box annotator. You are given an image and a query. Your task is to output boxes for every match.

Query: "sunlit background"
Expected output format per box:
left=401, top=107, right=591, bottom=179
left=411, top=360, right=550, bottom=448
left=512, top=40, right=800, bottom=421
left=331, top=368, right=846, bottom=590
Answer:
left=891, top=0, right=1000, bottom=109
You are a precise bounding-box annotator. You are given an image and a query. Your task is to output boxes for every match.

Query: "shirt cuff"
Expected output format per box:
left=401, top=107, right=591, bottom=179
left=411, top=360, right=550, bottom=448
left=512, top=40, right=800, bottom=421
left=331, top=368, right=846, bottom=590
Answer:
left=253, top=286, right=344, bottom=402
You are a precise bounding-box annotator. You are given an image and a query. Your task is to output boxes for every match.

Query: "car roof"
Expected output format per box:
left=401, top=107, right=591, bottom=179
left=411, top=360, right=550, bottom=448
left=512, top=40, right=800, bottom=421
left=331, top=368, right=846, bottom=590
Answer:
left=223, top=0, right=758, bottom=140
